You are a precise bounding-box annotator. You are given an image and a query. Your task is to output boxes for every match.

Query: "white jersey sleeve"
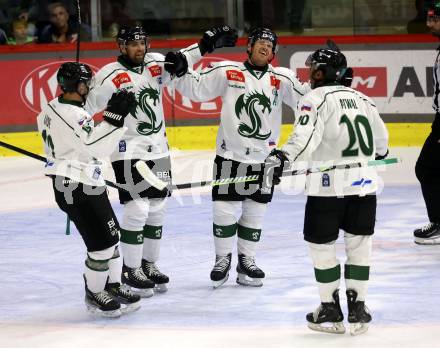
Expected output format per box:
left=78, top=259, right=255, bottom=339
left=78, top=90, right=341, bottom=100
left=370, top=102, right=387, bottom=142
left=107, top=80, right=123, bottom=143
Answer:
left=180, top=43, right=203, bottom=69
left=173, top=61, right=230, bottom=101
left=274, top=67, right=311, bottom=110
left=282, top=92, right=324, bottom=162
left=85, top=66, right=121, bottom=116
left=364, top=95, right=388, bottom=157
left=37, top=98, right=126, bottom=185
left=282, top=85, right=389, bottom=197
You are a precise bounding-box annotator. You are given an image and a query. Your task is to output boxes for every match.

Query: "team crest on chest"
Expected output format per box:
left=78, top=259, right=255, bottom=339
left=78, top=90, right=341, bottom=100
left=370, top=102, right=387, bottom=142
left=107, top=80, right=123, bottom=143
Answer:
left=235, top=91, right=272, bottom=140
left=131, top=84, right=163, bottom=135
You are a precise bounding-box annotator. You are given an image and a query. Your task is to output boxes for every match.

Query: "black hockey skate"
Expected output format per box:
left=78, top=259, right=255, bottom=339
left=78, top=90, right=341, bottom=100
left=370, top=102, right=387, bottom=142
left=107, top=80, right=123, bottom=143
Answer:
left=346, top=289, right=372, bottom=336
left=236, top=254, right=265, bottom=287
left=142, top=259, right=169, bottom=293
left=105, top=282, right=141, bottom=314
left=121, top=264, right=155, bottom=298
left=210, top=253, right=232, bottom=289
left=84, top=276, right=121, bottom=318
left=414, top=222, right=440, bottom=245
left=306, top=289, right=345, bottom=334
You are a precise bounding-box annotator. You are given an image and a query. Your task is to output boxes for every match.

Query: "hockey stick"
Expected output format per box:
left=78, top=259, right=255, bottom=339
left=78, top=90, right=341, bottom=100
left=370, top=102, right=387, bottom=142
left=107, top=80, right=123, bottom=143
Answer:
left=135, top=157, right=400, bottom=191
left=75, top=0, right=81, bottom=62
left=0, top=140, right=126, bottom=192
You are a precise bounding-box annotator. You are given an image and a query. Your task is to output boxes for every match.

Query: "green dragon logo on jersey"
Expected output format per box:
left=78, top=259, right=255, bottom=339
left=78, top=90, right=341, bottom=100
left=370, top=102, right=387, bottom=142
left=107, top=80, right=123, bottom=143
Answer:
left=131, top=84, right=162, bottom=136
left=234, top=91, right=272, bottom=140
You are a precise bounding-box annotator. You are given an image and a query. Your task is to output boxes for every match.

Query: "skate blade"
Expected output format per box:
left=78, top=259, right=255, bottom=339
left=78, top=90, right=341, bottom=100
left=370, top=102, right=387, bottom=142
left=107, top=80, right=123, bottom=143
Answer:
left=414, top=237, right=440, bottom=245
left=349, top=322, right=369, bottom=336
left=121, top=302, right=141, bottom=314
left=212, top=273, right=229, bottom=289
left=307, top=322, right=346, bottom=334
left=128, top=286, right=154, bottom=298
left=86, top=304, right=122, bottom=318
left=154, top=284, right=168, bottom=293
left=236, top=273, right=263, bottom=287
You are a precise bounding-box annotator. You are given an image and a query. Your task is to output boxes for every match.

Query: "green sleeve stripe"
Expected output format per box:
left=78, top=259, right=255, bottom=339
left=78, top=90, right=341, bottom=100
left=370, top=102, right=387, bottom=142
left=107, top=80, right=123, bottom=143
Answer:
left=181, top=45, right=199, bottom=53
left=314, top=264, right=341, bottom=283
left=48, top=104, right=81, bottom=139
left=84, top=126, right=120, bottom=146
left=237, top=224, right=261, bottom=242
left=292, top=116, right=318, bottom=161
left=344, top=264, right=370, bottom=281
left=143, top=225, right=162, bottom=240
left=213, top=223, right=237, bottom=238
left=272, top=72, right=305, bottom=96
left=199, top=64, right=241, bottom=75
left=120, top=228, right=144, bottom=245
left=100, top=68, right=128, bottom=86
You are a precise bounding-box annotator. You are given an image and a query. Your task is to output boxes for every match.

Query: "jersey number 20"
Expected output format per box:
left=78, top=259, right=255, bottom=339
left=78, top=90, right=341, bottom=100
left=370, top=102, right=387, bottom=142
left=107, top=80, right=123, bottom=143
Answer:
left=339, top=114, right=373, bottom=157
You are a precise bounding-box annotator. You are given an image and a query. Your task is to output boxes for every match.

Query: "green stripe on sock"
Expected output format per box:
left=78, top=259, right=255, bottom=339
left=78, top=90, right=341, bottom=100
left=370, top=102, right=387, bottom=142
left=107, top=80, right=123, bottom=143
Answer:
left=345, top=264, right=370, bottom=281
left=314, top=264, right=341, bottom=283
left=213, top=223, right=237, bottom=238
left=143, top=225, right=162, bottom=240
left=237, top=224, right=261, bottom=242
left=120, top=228, right=144, bottom=244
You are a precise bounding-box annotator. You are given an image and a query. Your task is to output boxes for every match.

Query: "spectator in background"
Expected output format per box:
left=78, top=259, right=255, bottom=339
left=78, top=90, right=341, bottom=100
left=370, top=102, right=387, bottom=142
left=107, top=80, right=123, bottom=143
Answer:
left=6, top=18, right=35, bottom=44
left=0, top=28, right=6, bottom=44
left=38, top=2, right=90, bottom=43
left=407, top=0, right=430, bottom=33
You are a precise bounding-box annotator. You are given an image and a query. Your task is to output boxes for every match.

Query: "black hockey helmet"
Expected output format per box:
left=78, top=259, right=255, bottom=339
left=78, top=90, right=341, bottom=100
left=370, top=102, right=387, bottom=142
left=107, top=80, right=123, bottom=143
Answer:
left=247, top=27, right=278, bottom=54
left=117, top=25, right=148, bottom=45
left=427, top=1, right=440, bottom=19
left=306, top=48, right=347, bottom=82
left=57, top=62, right=92, bottom=93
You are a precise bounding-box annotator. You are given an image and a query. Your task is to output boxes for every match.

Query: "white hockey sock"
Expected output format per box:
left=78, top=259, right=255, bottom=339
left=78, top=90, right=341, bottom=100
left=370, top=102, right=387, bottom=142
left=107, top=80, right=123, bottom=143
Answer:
left=84, top=246, right=115, bottom=293
left=237, top=199, right=265, bottom=256
left=344, top=233, right=372, bottom=301
left=214, top=234, right=235, bottom=256
left=108, top=246, right=122, bottom=283
left=142, top=225, right=162, bottom=262
left=308, top=241, right=341, bottom=303
left=120, top=229, right=143, bottom=268
left=237, top=225, right=261, bottom=257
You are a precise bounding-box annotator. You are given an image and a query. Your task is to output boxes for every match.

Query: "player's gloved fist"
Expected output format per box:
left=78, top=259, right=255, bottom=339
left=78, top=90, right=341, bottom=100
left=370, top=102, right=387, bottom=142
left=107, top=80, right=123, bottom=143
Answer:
left=375, top=149, right=389, bottom=161
left=199, top=25, right=238, bottom=55
left=164, top=51, right=189, bottom=78
left=265, top=149, right=290, bottom=186
left=103, top=89, right=136, bottom=128
left=340, top=67, right=353, bottom=87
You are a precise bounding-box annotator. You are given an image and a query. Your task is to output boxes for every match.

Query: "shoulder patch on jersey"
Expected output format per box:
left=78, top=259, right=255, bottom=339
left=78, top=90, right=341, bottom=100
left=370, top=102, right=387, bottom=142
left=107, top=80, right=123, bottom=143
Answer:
left=112, top=72, right=131, bottom=88
left=226, top=70, right=245, bottom=82
left=148, top=65, right=162, bottom=77
left=270, top=76, right=281, bottom=90
left=300, top=104, right=312, bottom=111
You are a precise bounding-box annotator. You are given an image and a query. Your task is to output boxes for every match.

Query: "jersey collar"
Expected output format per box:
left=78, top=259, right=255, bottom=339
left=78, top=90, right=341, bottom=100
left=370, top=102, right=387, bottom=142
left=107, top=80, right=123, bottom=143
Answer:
left=58, top=95, right=84, bottom=107
left=244, top=61, right=268, bottom=80
left=118, top=55, right=145, bottom=74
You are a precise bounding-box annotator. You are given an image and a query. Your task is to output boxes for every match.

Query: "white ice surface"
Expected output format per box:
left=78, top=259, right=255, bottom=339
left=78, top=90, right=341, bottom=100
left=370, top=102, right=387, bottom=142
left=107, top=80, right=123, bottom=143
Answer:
left=1, top=148, right=439, bottom=348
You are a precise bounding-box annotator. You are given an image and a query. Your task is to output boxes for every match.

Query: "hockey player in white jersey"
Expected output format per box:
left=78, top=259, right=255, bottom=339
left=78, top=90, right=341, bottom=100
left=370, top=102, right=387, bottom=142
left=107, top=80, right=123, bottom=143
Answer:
left=37, top=62, right=140, bottom=317
left=281, top=48, right=389, bottom=335
left=85, top=25, right=237, bottom=294
left=172, top=28, right=310, bottom=288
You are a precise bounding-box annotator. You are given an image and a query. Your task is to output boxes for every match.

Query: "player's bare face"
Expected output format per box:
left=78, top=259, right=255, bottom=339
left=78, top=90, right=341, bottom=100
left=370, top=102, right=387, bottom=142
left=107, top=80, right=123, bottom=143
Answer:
left=427, top=17, right=440, bottom=37
left=124, top=40, right=147, bottom=65
left=249, top=40, right=274, bottom=66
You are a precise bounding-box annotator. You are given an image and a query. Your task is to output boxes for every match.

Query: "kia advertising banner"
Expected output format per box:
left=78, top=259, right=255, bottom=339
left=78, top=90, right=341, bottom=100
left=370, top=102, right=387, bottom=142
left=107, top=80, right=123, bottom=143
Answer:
left=291, top=50, right=435, bottom=114
left=0, top=47, right=436, bottom=128
left=0, top=53, right=256, bottom=127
